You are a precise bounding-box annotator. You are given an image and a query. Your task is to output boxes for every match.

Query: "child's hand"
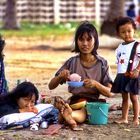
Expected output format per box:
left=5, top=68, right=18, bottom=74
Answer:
left=29, top=106, right=38, bottom=114
left=19, top=106, right=38, bottom=114
left=129, top=69, right=139, bottom=78
left=59, top=69, right=70, bottom=81
left=83, top=79, right=97, bottom=88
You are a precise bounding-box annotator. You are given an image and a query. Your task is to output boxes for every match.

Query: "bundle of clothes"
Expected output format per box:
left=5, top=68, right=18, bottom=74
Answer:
left=0, top=104, right=59, bottom=130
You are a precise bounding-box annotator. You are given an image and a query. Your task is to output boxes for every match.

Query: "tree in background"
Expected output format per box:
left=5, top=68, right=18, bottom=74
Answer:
left=100, top=0, right=125, bottom=36
left=3, top=0, right=20, bottom=29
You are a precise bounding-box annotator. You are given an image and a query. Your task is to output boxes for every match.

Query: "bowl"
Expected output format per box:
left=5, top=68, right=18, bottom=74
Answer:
left=67, top=81, right=84, bottom=87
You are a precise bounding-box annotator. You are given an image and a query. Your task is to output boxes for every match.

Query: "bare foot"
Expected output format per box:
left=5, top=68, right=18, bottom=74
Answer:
left=115, top=119, right=128, bottom=124
left=61, top=103, right=77, bottom=130
left=133, top=120, right=139, bottom=125
left=54, top=96, right=66, bottom=110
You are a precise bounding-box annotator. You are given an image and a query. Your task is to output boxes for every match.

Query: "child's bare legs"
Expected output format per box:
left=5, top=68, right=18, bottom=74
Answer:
left=130, top=94, right=139, bottom=125
left=116, top=93, right=129, bottom=124
left=71, top=108, right=87, bottom=123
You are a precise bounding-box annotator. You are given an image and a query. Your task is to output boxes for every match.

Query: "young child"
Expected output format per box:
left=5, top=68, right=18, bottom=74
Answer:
left=0, top=81, right=79, bottom=130
left=111, top=17, right=140, bottom=125
left=48, top=21, right=114, bottom=129
left=0, top=36, right=7, bottom=95
left=0, top=81, right=39, bottom=118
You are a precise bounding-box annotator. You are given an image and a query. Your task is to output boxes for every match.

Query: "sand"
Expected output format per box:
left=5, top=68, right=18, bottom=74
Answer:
left=0, top=37, right=140, bottom=140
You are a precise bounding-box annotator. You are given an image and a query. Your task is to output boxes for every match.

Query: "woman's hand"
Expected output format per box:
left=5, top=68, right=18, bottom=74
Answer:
left=83, top=79, right=97, bottom=88
left=49, top=69, right=70, bottom=90
left=83, top=79, right=113, bottom=97
left=58, top=69, right=70, bottom=81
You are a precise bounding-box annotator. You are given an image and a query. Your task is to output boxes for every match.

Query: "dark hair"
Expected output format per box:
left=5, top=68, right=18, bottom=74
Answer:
left=116, top=17, right=136, bottom=33
left=129, top=4, right=135, bottom=10
left=8, top=81, right=39, bottom=104
left=73, top=21, right=99, bottom=55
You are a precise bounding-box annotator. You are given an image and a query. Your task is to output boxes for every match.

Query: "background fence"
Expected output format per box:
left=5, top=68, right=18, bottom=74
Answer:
left=0, top=0, right=138, bottom=24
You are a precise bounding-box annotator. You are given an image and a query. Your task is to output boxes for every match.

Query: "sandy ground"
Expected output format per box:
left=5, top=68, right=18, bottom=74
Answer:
left=0, top=37, right=140, bottom=140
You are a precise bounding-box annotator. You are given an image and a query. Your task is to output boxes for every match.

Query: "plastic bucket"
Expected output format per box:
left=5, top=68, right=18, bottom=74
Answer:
left=86, top=102, right=109, bottom=125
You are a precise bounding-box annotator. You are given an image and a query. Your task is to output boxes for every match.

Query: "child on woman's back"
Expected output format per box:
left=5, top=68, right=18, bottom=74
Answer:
left=111, top=17, right=140, bottom=125
left=0, top=36, right=7, bottom=94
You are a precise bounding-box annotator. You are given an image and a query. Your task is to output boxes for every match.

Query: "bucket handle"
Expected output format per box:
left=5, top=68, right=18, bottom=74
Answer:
left=98, top=107, right=108, bottom=118
left=87, top=106, right=108, bottom=118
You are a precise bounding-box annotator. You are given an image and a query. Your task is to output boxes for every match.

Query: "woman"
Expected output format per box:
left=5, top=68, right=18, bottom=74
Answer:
left=48, top=21, right=114, bottom=129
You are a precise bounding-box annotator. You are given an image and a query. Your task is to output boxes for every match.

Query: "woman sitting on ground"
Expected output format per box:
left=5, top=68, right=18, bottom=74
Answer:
left=48, top=21, right=114, bottom=129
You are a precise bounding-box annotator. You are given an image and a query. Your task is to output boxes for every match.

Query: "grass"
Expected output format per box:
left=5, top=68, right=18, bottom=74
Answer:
left=0, top=21, right=99, bottom=38
left=1, top=21, right=140, bottom=39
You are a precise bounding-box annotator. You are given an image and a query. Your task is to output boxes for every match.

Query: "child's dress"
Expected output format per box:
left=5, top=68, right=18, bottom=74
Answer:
left=111, top=41, right=140, bottom=94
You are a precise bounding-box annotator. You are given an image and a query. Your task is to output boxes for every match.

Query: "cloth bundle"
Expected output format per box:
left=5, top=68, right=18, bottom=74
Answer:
left=0, top=104, right=59, bottom=129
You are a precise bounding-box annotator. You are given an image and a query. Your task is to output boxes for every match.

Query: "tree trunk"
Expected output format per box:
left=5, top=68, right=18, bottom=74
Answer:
left=3, top=0, right=20, bottom=29
left=100, top=0, right=125, bottom=36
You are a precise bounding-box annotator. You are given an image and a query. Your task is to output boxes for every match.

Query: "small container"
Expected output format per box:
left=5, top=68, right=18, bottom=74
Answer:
left=67, top=81, right=84, bottom=87
left=40, top=93, right=47, bottom=103
left=40, top=121, right=48, bottom=129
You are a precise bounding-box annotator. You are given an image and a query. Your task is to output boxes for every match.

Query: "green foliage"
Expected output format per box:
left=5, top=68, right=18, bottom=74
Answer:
left=0, top=21, right=99, bottom=38
left=0, top=22, right=76, bottom=37
left=135, top=29, right=140, bottom=38
left=0, top=21, right=140, bottom=38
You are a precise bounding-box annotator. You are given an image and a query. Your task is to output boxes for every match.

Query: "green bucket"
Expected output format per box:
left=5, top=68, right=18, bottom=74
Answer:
left=86, top=102, right=109, bottom=125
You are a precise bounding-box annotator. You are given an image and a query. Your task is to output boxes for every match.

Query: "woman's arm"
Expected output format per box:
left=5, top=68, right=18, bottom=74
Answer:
left=48, top=75, right=64, bottom=90
left=94, top=82, right=113, bottom=97
left=84, top=79, right=113, bottom=97
left=48, top=69, right=70, bottom=90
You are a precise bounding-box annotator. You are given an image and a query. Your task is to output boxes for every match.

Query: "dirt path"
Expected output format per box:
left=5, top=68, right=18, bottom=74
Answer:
left=1, top=38, right=140, bottom=140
